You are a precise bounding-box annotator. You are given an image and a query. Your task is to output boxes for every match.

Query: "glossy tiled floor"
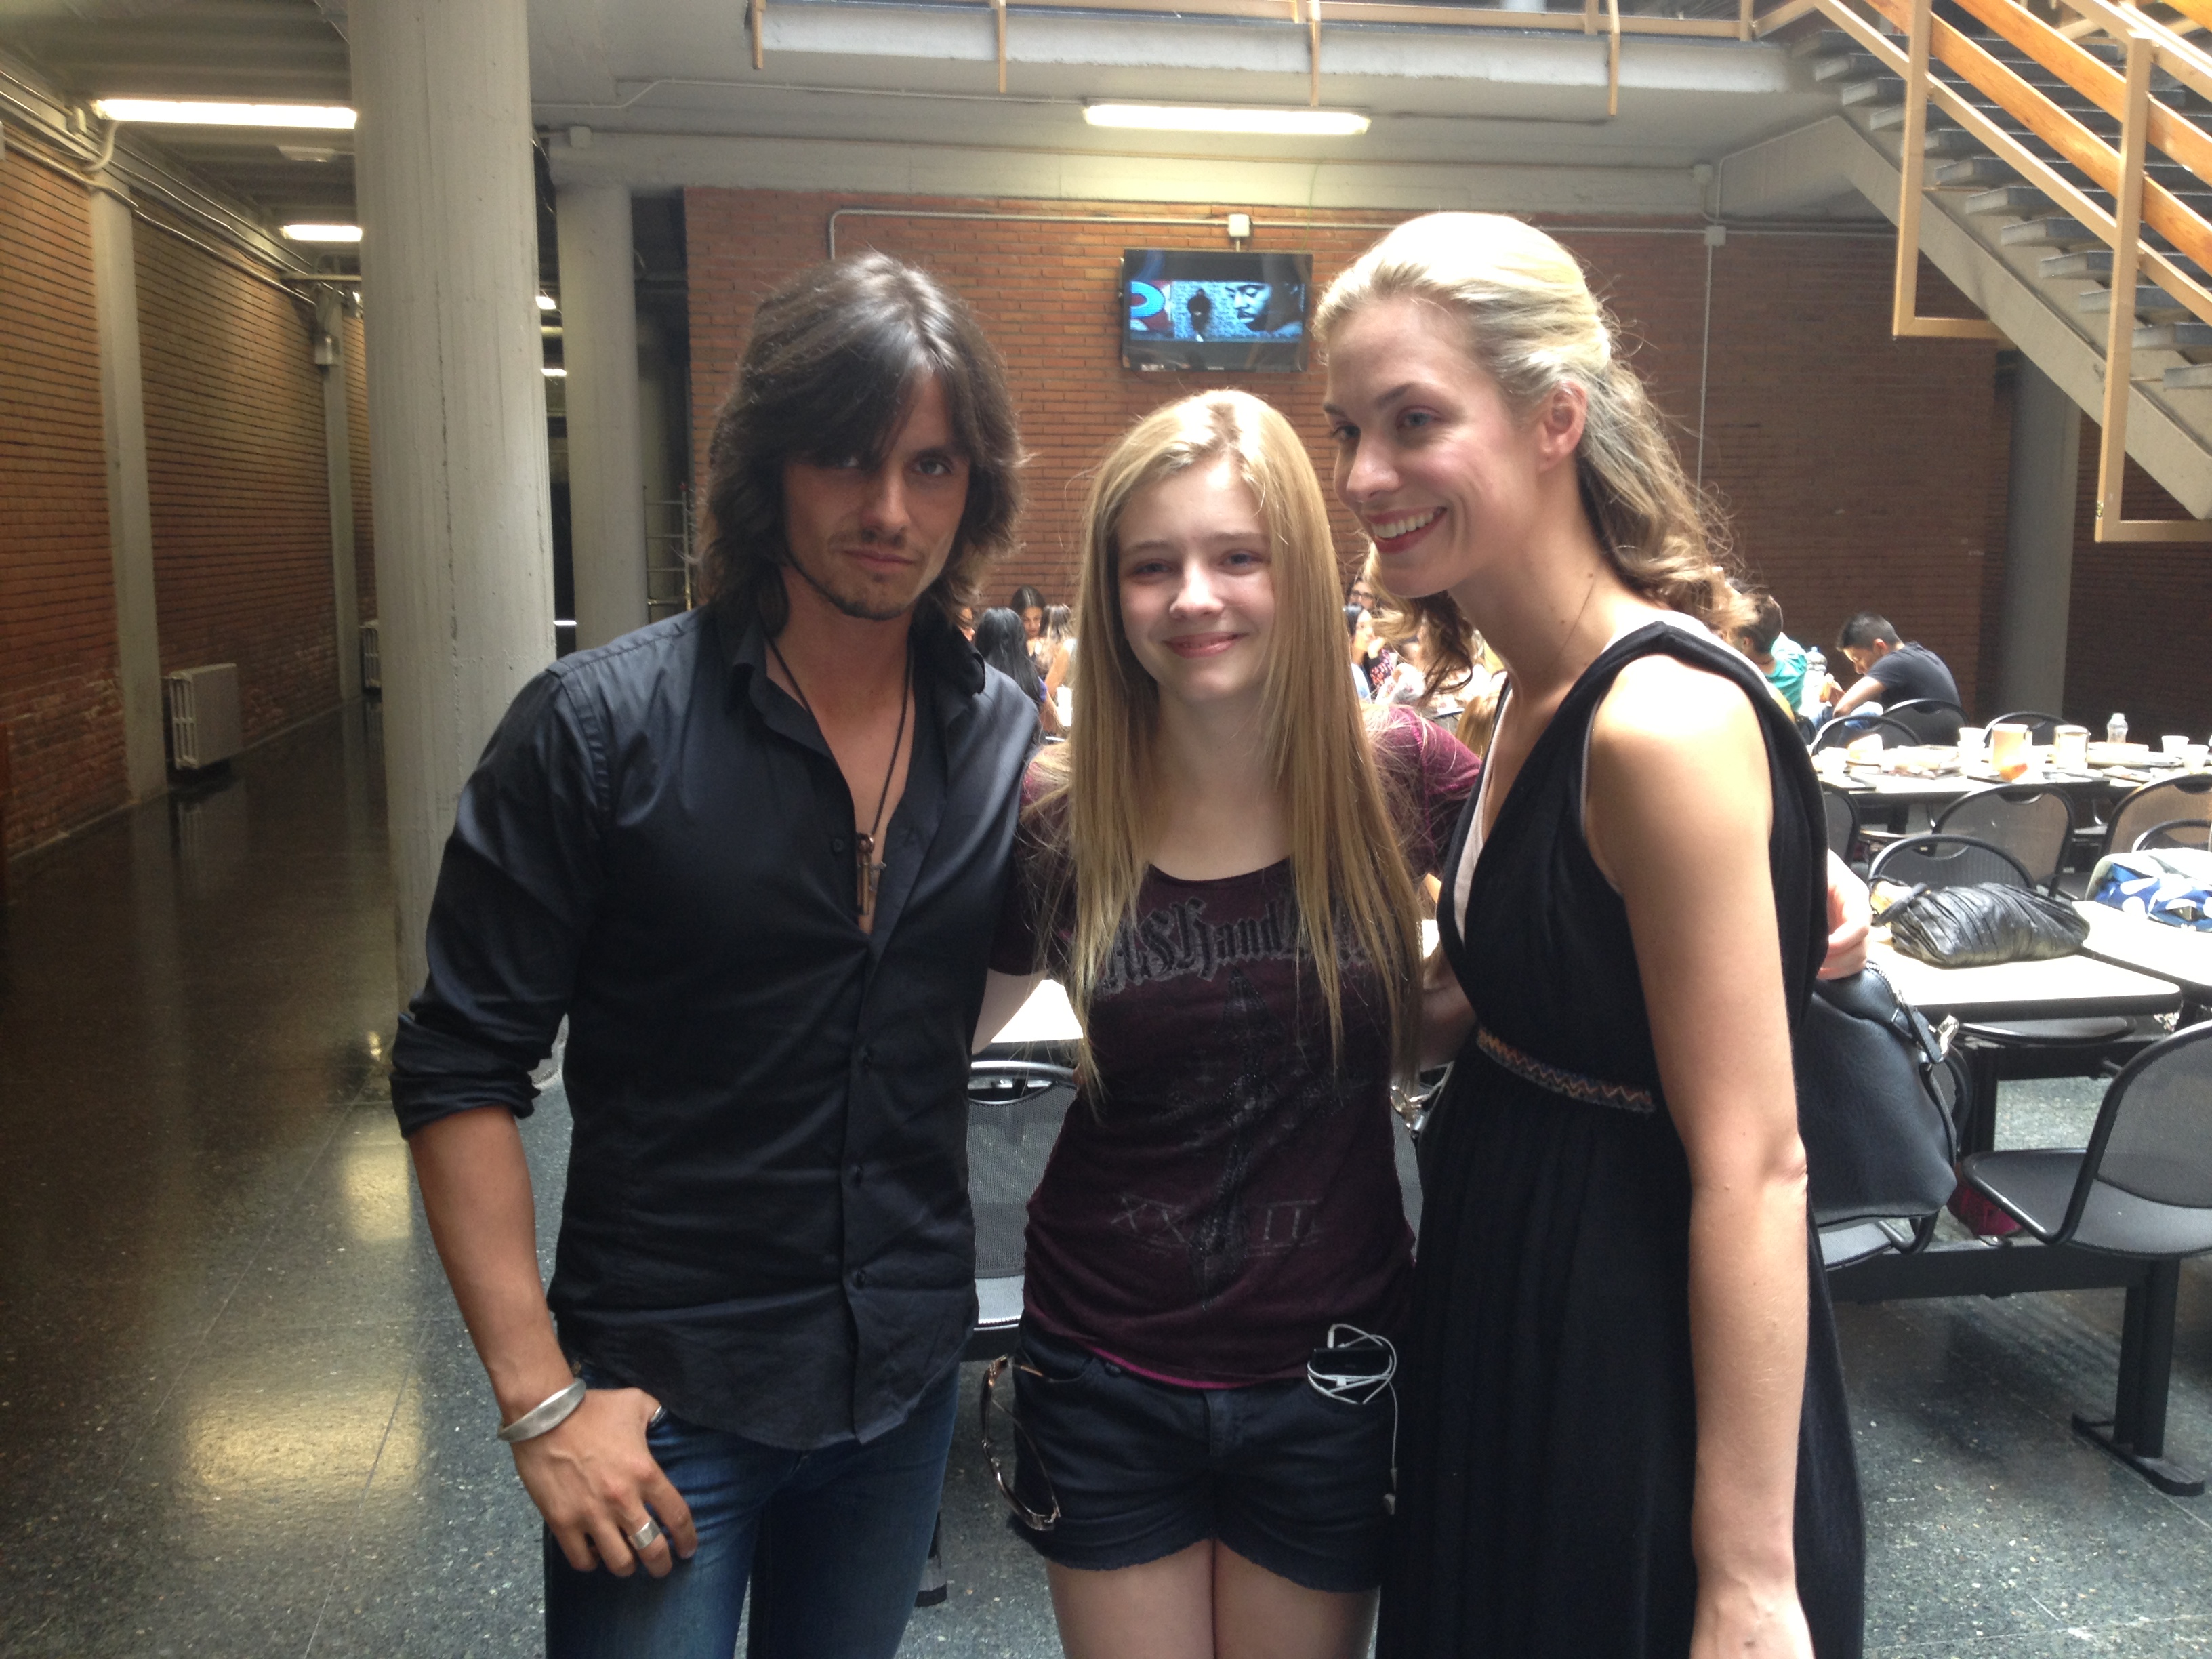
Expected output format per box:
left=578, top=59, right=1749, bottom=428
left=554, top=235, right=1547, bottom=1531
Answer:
left=1, top=705, right=2208, bottom=1656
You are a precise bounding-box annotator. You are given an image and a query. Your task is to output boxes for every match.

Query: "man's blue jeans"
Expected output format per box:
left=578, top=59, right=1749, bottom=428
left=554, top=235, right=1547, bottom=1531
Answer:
left=544, top=1364, right=960, bottom=1659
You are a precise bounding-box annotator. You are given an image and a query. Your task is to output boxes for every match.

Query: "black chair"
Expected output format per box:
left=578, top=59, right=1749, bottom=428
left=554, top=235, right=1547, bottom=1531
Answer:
left=2104, top=775, right=2212, bottom=861
left=1819, top=784, right=1858, bottom=865
left=1935, top=785, right=2074, bottom=893
left=2135, top=818, right=2212, bottom=852
left=1868, top=832, right=2036, bottom=892
left=1988, top=710, right=2068, bottom=743
left=1959, top=1021, right=2212, bottom=1492
left=1810, top=715, right=1920, bottom=754
left=1883, top=697, right=1965, bottom=745
left=963, top=1057, right=1075, bottom=1360
left=1869, top=834, right=2149, bottom=1159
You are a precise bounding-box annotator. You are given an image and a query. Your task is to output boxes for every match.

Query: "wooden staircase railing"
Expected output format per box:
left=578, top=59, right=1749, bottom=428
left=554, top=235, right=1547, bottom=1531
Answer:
left=1761, top=0, right=2212, bottom=541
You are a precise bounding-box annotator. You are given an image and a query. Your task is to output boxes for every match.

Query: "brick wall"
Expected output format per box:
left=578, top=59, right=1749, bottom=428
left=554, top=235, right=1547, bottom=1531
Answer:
left=0, top=150, right=126, bottom=861
left=135, top=211, right=339, bottom=744
left=686, top=190, right=2003, bottom=697
left=2065, top=424, right=2205, bottom=739
left=346, top=308, right=376, bottom=623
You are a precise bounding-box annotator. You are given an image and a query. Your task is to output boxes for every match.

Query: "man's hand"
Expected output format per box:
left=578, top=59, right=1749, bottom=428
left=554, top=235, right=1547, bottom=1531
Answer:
left=1818, top=851, right=1870, bottom=981
left=513, top=1386, right=699, bottom=1578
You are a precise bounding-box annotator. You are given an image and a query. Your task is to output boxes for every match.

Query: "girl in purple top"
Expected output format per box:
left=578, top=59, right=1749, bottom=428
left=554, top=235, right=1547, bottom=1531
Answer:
left=977, top=388, right=1479, bottom=1658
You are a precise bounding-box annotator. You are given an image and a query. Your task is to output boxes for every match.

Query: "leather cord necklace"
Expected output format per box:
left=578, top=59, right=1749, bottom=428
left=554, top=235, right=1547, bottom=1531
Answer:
left=768, top=634, right=912, bottom=924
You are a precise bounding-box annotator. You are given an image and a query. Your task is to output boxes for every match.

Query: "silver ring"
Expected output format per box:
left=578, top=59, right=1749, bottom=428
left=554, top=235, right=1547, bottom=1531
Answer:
left=629, top=1517, right=664, bottom=1553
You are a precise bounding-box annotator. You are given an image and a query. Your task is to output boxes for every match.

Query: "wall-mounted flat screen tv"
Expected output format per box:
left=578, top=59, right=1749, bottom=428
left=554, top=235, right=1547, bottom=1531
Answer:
left=1122, top=249, right=1312, bottom=372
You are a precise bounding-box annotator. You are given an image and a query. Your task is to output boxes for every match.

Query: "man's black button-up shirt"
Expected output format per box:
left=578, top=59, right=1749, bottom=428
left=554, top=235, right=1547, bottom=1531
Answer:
left=390, top=604, right=1036, bottom=1449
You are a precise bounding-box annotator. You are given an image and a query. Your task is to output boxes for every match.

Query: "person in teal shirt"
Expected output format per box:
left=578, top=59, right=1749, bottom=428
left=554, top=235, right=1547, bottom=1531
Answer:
left=1740, top=594, right=1812, bottom=712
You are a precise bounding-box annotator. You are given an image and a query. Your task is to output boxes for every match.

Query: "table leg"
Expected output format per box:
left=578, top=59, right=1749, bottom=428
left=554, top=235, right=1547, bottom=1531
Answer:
left=2072, top=1258, right=2205, bottom=1496
left=1957, top=1044, right=2001, bottom=1158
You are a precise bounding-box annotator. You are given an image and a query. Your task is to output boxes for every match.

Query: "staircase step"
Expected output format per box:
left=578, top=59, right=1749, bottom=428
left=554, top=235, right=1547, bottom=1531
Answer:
left=2137, top=321, right=2212, bottom=351
left=2165, top=363, right=2212, bottom=389
left=2041, top=249, right=2113, bottom=279
left=1813, top=52, right=1884, bottom=82
left=2078, top=283, right=2194, bottom=319
left=1790, top=28, right=1859, bottom=58
left=1841, top=76, right=1906, bottom=108
left=1932, top=157, right=2015, bottom=188
left=1999, top=216, right=2099, bottom=248
left=1965, top=184, right=2051, bottom=217
left=1924, top=127, right=1987, bottom=157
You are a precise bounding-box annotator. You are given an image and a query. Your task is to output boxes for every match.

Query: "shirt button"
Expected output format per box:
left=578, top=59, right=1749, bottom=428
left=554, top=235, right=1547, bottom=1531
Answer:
left=850, top=1268, right=867, bottom=1290
left=831, top=836, right=848, bottom=853
left=848, top=1163, right=863, bottom=1186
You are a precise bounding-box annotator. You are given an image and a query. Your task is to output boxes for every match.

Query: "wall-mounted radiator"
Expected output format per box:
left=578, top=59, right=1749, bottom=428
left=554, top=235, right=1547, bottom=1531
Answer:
left=359, top=619, right=381, bottom=693
left=167, top=663, right=243, bottom=770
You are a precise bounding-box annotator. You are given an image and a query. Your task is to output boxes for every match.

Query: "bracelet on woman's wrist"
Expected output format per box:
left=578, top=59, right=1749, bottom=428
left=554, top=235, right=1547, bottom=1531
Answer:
left=497, top=1377, right=588, bottom=1443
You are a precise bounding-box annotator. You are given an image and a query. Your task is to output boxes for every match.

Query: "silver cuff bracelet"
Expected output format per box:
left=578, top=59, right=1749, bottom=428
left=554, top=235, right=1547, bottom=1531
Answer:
left=497, top=1377, right=588, bottom=1443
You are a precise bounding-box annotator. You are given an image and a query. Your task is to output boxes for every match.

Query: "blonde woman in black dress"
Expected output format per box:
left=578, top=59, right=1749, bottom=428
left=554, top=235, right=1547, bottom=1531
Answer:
left=1317, top=213, right=1865, bottom=1659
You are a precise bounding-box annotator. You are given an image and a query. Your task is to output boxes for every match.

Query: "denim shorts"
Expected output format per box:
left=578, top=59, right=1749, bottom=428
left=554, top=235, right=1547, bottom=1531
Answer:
left=1004, top=1319, right=1395, bottom=1594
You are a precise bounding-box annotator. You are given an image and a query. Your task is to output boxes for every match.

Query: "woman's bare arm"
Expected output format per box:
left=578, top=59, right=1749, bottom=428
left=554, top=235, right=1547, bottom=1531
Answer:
left=1585, top=655, right=1814, bottom=1659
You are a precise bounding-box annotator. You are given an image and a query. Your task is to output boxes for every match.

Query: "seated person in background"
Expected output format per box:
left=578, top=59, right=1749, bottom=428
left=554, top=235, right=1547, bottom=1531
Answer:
left=1832, top=611, right=1959, bottom=726
left=1738, top=594, right=1820, bottom=714
left=976, top=605, right=1061, bottom=735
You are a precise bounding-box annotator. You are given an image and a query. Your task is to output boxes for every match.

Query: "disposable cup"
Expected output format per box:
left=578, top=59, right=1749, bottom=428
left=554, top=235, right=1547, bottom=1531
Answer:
left=2053, top=725, right=2090, bottom=771
left=1989, top=722, right=2031, bottom=780
left=2164, top=734, right=2190, bottom=756
left=1957, top=725, right=1986, bottom=760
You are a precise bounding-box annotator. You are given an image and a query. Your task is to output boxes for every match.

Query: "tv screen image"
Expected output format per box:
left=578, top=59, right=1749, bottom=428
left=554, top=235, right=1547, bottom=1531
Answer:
left=1122, top=249, right=1313, bottom=373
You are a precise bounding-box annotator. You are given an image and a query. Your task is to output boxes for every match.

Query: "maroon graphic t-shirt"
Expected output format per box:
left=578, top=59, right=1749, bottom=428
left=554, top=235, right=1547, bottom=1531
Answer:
left=989, top=708, right=1481, bottom=1385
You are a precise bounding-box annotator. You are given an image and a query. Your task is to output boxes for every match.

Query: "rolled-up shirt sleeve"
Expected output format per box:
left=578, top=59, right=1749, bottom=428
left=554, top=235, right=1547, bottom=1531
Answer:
left=390, top=668, right=607, bottom=1138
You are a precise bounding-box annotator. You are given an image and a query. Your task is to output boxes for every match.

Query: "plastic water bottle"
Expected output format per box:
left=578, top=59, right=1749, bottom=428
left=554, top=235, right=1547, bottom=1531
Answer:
left=1802, top=648, right=1828, bottom=718
left=2108, top=712, right=2129, bottom=745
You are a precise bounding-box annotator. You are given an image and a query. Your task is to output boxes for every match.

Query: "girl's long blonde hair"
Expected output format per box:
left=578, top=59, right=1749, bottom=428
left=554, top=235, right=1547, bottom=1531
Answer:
left=1315, top=213, right=1753, bottom=681
left=1029, top=390, right=1423, bottom=1084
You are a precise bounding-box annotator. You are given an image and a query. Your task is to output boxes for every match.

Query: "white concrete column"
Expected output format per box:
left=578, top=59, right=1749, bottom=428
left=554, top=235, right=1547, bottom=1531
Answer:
left=87, top=182, right=167, bottom=802
left=354, top=0, right=556, bottom=998
left=317, top=293, right=363, bottom=703
left=554, top=183, right=649, bottom=649
left=1996, top=358, right=2083, bottom=717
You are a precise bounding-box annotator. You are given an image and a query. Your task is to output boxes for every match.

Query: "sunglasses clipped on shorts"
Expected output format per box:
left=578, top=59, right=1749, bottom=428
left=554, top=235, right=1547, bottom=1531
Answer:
left=981, top=1353, right=1062, bottom=1532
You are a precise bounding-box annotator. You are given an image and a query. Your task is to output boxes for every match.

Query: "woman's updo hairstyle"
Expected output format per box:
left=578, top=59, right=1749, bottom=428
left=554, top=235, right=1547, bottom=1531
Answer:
left=1316, top=213, right=1752, bottom=687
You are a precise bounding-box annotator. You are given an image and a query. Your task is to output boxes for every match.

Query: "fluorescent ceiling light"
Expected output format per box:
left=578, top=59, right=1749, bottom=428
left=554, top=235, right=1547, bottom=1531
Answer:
left=95, top=98, right=356, bottom=129
left=537, top=293, right=558, bottom=311
left=1084, top=103, right=1368, bottom=137
left=543, top=367, right=567, bottom=377
left=281, top=222, right=361, bottom=243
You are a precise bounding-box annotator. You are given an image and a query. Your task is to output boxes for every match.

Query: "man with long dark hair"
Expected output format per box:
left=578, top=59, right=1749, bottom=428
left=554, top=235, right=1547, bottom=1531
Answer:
left=391, top=253, right=1036, bottom=1657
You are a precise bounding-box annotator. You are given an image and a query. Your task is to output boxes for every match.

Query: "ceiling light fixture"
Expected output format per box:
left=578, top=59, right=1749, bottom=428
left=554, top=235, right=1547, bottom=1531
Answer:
left=94, top=98, right=356, bottom=129
left=281, top=222, right=362, bottom=243
left=1083, top=102, right=1368, bottom=137
left=543, top=367, right=567, bottom=377
left=537, top=293, right=558, bottom=311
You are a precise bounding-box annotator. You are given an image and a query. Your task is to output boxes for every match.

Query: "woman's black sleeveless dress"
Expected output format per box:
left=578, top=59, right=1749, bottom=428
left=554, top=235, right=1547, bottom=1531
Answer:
left=1379, top=622, right=1864, bottom=1659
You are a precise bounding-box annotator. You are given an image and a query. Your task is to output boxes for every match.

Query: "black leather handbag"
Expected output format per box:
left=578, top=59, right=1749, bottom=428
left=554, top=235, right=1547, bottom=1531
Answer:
left=1883, top=882, right=2089, bottom=968
left=1795, top=965, right=1962, bottom=1227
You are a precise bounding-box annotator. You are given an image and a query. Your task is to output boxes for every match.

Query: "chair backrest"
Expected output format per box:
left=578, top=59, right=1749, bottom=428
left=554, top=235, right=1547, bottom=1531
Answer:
left=966, top=1059, right=1075, bottom=1277
left=1868, top=832, right=2036, bottom=891
left=1935, top=785, right=2074, bottom=891
left=2105, top=773, right=2212, bottom=859
left=2062, top=1022, right=2212, bottom=1235
left=1988, top=709, right=2067, bottom=744
left=1819, top=784, right=1857, bottom=858
left=2135, top=817, right=2212, bottom=852
left=1811, top=715, right=1921, bottom=754
left=1883, top=698, right=1965, bottom=745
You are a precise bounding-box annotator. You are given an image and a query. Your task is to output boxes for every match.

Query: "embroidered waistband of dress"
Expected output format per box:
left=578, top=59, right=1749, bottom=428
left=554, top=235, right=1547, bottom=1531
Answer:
left=1474, top=1025, right=1657, bottom=1115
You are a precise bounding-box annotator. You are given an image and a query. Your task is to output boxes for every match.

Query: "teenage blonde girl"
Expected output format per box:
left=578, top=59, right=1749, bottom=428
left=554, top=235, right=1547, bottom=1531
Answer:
left=974, top=389, right=1480, bottom=1659
left=1316, top=212, right=1864, bottom=1659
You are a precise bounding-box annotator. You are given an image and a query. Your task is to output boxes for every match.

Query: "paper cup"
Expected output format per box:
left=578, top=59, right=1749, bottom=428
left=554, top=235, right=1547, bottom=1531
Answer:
left=2053, top=724, right=2090, bottom=771
left=2164, top=734, right=2190, bottom=756
left=2186, top=744, right=2209, bottom=773
left=1957, top=725, right=1986, bottom=760
left=1989, top=722, right=2030, bottom=780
